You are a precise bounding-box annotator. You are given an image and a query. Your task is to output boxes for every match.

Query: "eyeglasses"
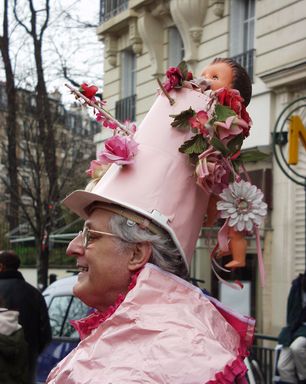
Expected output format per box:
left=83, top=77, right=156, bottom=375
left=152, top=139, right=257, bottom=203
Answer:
left=79, top=226, right=119, bottom=249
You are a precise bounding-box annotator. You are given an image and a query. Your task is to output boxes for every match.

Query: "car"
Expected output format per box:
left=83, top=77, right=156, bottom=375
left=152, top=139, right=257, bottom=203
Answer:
left=35, top=275, right=90, bottom=384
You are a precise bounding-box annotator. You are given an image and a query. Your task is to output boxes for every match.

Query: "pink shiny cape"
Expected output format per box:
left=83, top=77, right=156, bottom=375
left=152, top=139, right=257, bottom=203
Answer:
left=46, top=264, right=255, bottom=384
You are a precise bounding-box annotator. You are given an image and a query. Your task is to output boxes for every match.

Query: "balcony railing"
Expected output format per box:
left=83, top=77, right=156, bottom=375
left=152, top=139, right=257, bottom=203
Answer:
left=100, top=0, right=129, bottom=23
left=231, top=49, right=256, bottom=83
left=115, top=94, right=136, bottom=122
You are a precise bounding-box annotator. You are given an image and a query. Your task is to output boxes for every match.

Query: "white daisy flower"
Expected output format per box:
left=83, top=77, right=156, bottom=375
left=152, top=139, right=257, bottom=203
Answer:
left=216, top=180, right=267, bottom=232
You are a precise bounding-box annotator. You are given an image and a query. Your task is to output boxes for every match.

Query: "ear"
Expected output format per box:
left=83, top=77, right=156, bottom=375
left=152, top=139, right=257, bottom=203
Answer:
left=127, top=241, right=152, bottom=272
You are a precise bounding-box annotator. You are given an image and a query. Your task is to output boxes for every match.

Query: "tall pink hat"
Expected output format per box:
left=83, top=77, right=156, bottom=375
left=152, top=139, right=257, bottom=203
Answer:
left=63, top=87, right=211, bottom=268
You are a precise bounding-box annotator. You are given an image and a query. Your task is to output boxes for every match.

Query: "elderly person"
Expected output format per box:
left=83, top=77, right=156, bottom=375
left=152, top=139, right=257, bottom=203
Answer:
left=46, top=58, right=258, bottom=383
left=47, top=204, right=253, bottom=383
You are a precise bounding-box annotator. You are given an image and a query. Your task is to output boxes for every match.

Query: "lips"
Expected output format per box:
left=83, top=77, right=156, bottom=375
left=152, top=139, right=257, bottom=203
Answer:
left=77, top=264, right=89, bottom=272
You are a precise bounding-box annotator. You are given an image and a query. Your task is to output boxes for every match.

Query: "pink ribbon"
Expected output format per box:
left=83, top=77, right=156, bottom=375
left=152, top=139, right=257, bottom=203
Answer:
left=255, top=225, right=265, bottom=287
left=217, top=218, right=230, bottom=252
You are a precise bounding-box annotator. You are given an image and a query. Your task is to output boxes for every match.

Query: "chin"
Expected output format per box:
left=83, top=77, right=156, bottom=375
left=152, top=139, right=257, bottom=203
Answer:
left=73, top=284, right=97, bottom=309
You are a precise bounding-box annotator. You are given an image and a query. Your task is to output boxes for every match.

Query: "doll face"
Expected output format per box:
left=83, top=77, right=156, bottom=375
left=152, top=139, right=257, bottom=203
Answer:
left=200, top=62, right=233, bottom=91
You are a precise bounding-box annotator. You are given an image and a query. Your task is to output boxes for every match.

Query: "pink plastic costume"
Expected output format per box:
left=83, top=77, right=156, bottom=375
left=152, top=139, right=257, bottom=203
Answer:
left=51, top=69, right=265, bottom=382
left=47, top=264, right=254, bottom=384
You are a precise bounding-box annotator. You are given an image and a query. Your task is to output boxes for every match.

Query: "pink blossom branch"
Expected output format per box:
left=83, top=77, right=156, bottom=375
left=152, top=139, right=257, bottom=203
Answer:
left=156, top=78, right=175, bottom=106
left=65, top=83, right=131, bottom=135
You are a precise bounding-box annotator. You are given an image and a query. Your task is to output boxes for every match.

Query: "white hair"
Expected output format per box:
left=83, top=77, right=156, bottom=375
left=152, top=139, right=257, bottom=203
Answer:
left=108, top=214, right=189, bottom=279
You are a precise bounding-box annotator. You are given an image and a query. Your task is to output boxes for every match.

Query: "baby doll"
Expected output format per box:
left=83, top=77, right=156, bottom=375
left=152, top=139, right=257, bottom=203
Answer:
left=201, top=57, right=252, bottom=268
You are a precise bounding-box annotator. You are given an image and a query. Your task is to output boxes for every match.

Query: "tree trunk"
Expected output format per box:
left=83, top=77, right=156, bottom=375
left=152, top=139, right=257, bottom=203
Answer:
left=36, top=231, right=49, bottom=291
left=0, top=0, right=19, bottom=231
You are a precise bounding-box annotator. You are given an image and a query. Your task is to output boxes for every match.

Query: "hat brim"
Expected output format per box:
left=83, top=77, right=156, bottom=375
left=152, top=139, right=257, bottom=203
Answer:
left=62, top=190, right=188, bottom=267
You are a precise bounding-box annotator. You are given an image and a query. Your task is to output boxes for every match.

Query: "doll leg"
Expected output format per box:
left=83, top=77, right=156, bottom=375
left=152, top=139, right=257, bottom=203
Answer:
left=224, top=228, right=247, bottom=269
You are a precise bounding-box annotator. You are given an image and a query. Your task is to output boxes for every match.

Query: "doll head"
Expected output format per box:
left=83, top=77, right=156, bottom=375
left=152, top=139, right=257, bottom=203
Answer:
left=200, top=57, right=252, bottom=106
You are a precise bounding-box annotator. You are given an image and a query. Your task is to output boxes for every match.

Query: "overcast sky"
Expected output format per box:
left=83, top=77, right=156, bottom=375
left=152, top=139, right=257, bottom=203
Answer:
left=0, top=0, right=104, bottom=105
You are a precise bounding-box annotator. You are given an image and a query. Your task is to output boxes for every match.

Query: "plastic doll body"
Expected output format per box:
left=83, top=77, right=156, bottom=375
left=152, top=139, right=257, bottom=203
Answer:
left=201, top=59, right=249, bottom=269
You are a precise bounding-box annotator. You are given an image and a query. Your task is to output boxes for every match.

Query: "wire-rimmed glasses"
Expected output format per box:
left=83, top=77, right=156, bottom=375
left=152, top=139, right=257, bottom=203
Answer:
left=79, top=226, right=118, bottom=249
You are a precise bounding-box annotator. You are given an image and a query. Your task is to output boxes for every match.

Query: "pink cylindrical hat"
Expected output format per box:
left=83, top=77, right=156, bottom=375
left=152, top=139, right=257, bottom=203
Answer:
left=63, top=88, right=211, bottom=267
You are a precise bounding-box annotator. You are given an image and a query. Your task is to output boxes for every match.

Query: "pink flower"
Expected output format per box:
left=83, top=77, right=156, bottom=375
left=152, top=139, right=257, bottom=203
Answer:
left=189, top=110, right=209, bottom=136
left=215, top=88, right=243, bottom=115
left=214, top=116, right=248, bottom=141
left=124, top=120, right=137, bottom=134
left=98, top=135, right=139, bottom=165
left=196, top=148, right=230, bottom=194
left=164, top=66, right=183, bottom=92
left=96, top=112, right=104, bottom=122
left=86, top=159, right=107, bottom=179
left=79, top=83, right=98, bottom=100
left=96, top=113, right=118, bottom=130
left=240, top=106, right=252, bottom=137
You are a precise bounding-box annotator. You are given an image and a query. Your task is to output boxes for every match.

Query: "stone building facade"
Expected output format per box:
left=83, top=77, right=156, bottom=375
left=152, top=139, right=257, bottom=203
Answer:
left=96, top=0, right=306, bottom=336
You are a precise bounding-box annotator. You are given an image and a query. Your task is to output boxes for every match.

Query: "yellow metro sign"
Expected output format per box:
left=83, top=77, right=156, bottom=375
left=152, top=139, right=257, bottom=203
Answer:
left=288, top=115, right=306, bottom=165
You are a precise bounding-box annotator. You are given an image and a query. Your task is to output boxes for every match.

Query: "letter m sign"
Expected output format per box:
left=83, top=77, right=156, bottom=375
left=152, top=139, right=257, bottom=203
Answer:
left=288, top=115, right=306, bottom=165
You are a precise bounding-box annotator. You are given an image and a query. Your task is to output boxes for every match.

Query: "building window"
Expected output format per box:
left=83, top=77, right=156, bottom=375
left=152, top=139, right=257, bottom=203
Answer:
left=120, top=49, right=136, bottom=99
left=116, top=49, right=136, bottom=122
left=230, top=0, right=255, bottom=81
left=100, top=0, right=129, bottom=23
left=168, top=27, right=184, bottom=67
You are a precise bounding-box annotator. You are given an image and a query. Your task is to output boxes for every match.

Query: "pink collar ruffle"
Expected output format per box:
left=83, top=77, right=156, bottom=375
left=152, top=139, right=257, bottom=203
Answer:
left=70, top=270, right=140, bottom=340
left=207, top=355, right=248, bottom=384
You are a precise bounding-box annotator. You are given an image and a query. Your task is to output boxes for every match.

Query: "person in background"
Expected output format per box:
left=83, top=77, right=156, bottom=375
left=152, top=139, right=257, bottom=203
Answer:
left=0, top=250, right=51, bottom=383
left=278, top=272, right=306, bottom=383
left=0, top=296, right=29, bottom=384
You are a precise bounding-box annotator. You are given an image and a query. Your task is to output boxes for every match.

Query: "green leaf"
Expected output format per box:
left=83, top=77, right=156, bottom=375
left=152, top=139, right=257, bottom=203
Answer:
left=239, top=149, right=270, bottom=163
left=170, top=107, right=195, bottom=132
left=178, top=61, right=188, bottom=79
left=210, top=136, right=230, bottom=156
left=179, top=134, right=208, bottom=155
left=227, top=134, right=244, bottom=154
left=214, top=104, right=236, bottom=122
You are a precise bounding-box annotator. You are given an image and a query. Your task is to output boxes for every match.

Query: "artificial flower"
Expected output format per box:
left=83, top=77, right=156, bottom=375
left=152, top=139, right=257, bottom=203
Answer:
left=240, top=106, right=252, bottom=136
left=196, top=148, right=230, bottom=194
left=124, top=120, right=137, bottom=134
left=164, top=66, right=184, bottom=92
left=86, top=159, right=107, bottom=179
left=96, top=112, right=118, bottom=129
left=79, top=83, right=98, bottom=100
left=214, top=116, right=248, bottom=141
left=189, top=110, right=209, bottom=136
left=215, top=88, right=243, bottom=116
left=217, top=180, right=267, bottom=232
left=98, top=135, right=139, bottom=165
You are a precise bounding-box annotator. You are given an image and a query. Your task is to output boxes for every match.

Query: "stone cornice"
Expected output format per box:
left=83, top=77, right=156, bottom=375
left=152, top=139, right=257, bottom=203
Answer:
left=259, top=61, right=306, bottom=89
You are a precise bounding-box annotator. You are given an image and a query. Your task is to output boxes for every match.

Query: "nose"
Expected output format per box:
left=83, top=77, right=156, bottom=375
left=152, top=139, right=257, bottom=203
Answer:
left=66, top=231, right=84, bottom=258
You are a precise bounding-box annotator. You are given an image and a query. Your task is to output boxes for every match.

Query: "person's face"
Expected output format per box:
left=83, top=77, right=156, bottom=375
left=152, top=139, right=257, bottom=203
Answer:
left=200, top=62, right=233, bottom=91
left=66, top=209, right=132, bottom=312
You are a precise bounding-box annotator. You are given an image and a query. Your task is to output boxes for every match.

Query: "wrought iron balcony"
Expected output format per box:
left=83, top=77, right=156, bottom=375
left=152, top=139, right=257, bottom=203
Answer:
left=231, top=49, right=256, bottom=82
left=115, top=94, right=136, bottom=122
left=100, top=0, right=129, bottom=23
